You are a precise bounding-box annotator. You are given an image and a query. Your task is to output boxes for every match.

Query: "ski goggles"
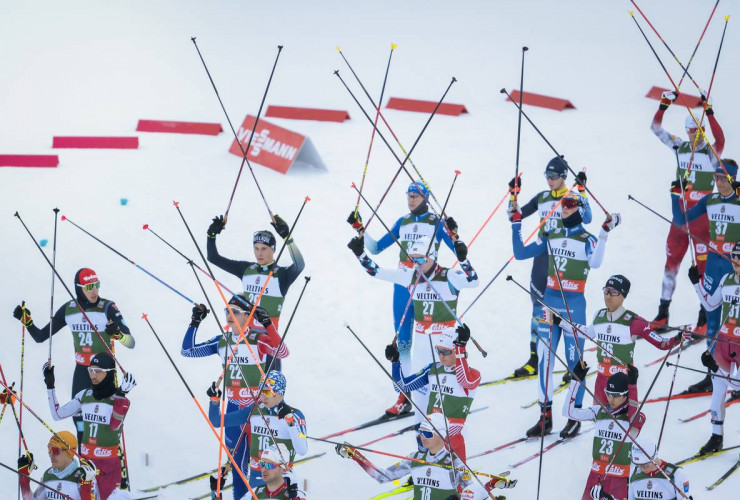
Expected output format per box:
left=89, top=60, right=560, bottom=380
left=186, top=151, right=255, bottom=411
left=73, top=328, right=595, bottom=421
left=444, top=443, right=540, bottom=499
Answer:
left=602, top=287, right=622, bottom=297
left=435, top=348, right=454, bottom=356
left=77, top=281, right=100, bottom=291
left=87, top=367, right=115, bottom=376
left=410, top=256, right=426, bottom=265
left=604, top=389, right=628, bottom=398
left=261, top=387, right=276, bottom=398
left=258, top=460, right=279, bottom=470
left=560, top=197, right=581, bottom=209
left=544, top=171, right=563, bottom=180
left=224, top=306, right=248, bottom=317
left=418, top=429, right=435, bottom=439
left=731, top=251, right=740, bottom=261
left=47, top=446, right=63, bottom=457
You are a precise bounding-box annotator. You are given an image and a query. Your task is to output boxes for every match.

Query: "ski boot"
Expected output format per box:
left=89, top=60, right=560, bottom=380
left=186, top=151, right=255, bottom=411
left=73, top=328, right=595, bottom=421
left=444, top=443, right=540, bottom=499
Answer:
left=385, top=392, right=412, bottom=417
left=729, top=390, right=740, bottom=402
left=559, top=418, right=581, bottom=439
left=526, top=403, right=553, bottom=438
left=513, top=342, right=538, bottom=378
left=693, top=306, right=707, bottom=336
left=561, top=371, right=571, bottom=386
left=651, top=299, right=670, bottom=333
left=699, top=433, right=723, bottom=455
left=685, top=370, right=713, bottom=394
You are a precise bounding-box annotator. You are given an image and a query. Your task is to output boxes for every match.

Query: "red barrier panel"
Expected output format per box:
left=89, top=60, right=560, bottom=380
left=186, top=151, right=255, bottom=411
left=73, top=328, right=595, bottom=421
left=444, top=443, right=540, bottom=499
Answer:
left=386, top=97, right=468, bottom=116
left=506, top=90, right=575, bottom=111
left=229, top=115, right=326, bottom=174
left=265, top=105, right=350, bottom=122
left=136, top=120, right=223, bottom=135
left=0, top=155, right=59, bottom=168
left=52, top=137, right=139, bottom=149
left=645, top=86, right=702, bottom=108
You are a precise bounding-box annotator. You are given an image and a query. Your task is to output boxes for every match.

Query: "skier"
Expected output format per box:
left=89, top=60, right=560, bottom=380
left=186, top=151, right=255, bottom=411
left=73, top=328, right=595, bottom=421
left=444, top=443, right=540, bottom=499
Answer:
left=183, top=295, right=289, bottom=499
left=586, top=275, right=685, bottom=406
left=249, top=444, right=306, bottom=499
left=387, top=324, right=480, bottom=460
left=348, top=233, right=478, bottom=424
left=672, top=159, right=740, bottom=394
left=347, top=180, right=456, bottom=417
left=511, top=192, right=620, bottom=437
left=46, top=352, right=136, bottom=500
left=207, top=370, right=307, bottom=492
left=688, top=241, right=740, bottom=455
left=563, top=364, right=644, bottom=500
left=589, top=436, right=692, bottom=500
left=335, top=413, right=515, bottom=497
left=507, top=156, right=592, bottom=378
left=12, top=268, right=135, bottom=447
left=17, top=431, right=105, bottom=500
left=649, top=90, right=725, bottom=334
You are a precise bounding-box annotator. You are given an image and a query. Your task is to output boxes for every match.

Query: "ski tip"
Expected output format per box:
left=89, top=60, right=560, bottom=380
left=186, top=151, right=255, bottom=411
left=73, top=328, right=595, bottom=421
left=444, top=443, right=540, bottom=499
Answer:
left=142, top=224, right=149, bottom=230
left=391, top=43, right=398, bottom=50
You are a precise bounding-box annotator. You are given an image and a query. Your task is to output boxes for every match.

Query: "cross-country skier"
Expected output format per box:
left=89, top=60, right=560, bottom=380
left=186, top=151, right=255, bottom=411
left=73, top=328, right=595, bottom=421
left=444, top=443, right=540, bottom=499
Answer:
left=335, top=413, right=515, bottom=498
left=249, top=444, right=306, bottom=499
left=688, top=241, right=740, bottom=456
left=207, top=370, right=307, bottom=492
left=348, top=233, right=478, bottom=424
left=183, top=295, right=289, bottom=499
left=672, top=159, right=740, bottom=394
left=563, top=365, right=645, bottom=500
left=387, top=324, right=480, bottom=460
left=589, top=436, right=692, bottom=500
left=46, top=352, right=136, bottom=500
left=511, top=192, right=620, bottom=437
left=507, top=157, right=592, bottom=378
left=347, top=180, right=456, bottom=417
left=586, top=275, right=684, bottom=406
left=12, top=268, right=135, bottom=447
left=649, top=90, right=725, bottom=334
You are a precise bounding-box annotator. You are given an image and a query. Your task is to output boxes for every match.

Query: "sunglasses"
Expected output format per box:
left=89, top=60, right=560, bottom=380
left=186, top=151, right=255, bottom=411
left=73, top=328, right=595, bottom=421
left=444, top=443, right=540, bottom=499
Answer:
left=259, top=460, right=279, bottom=470
left=544, top=171, right=562, bottom=180
left=561, top=198, right=581, bottom=209
left=224, top=306, right=248, bottom=317
left=605, top=390, right=628, bottom=398
left=77, top=282, right=100, bottom=292
left=261, top=387, right=276, bottom=398
left=418, top=429, right=435, bottom=439
left=436, top=348, right=453, bottom=356
left=48, top=446, right=63, bottom=456
left=410, top=256, right=426, bottom=265
left=602, top=287, right=622, bottom=297
left=87, top=367, right=115, bottom=376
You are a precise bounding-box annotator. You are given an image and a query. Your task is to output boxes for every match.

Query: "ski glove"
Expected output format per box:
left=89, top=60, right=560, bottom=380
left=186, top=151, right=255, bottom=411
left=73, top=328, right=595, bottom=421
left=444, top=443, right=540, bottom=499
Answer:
left=207, top=382, right=222, bottom=402
left=572, top=362, right=589, bottom=382
left=76, top=459, right=97, bottom=482
left=508, top=176, right=522, bottom=196
left=576, top=171, right=587, bottom=193
left=207, top=215, right=225, bottom=238
left=627, top=365, right=639, bottom=385
left=209, top=467, right=228, bottom=493
left=455, top=324, right=470, bottom=347
left=602, top=213, right=621, bottom=232
left=487, top=477, right=517, bottom=490
left=509, top=210, right=522, bottom=223
left=190, top=304, right=209, bottom=327
left=385, top=343, right=400, bottom=364
left=0, top=386, right=15, bottom=405
left=110, top=394, right=130, bottom=431
left=13, top=305, right=33, bottom=327
left=17, top=452, right=34, bottom=475
left=347, top=211, right=363, bottom=231
left=278, top=404, right=295, bottom=424
left=348, top=236, right=364, bottom=257
left=701, top=91, right=714, bottom=116
left=688, top=265, right=701, bottom=285
left=285, top=477, right=300, bottom=499
left=670, top=179, right=689, bottom=195
left=252, top=305, right=272, bottom=328
left=118, top=372, right=136, bottom=394
left=701, top=350, right=719, bottom=373
left=589, top=484, right=615, bottom=500
left=335, top=442, right=355, bottom=459
left=454, top=240, right=468, bottom=261
left=271, top=214, right=291, bottom=240
left=659, top=90, right=677, bottom=110
left=105, top=322, right=124, bottom=340
left=445, top=216, right=458, bottom=236
left=42, top=362, right=55, bottom=389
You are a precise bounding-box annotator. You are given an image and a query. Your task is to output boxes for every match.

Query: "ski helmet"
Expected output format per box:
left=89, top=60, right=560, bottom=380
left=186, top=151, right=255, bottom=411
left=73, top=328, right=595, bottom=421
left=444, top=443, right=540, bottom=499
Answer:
left=631, top=436, right=658, bottom=466
left=48, top=431, right=78, bottom=458
left=685, top=115, right=700, bottom=131
left=434, top=327, right=457, bottom=351
left=604, top=275, right=631, bottom=297
left=420, top=412, right=448, bottom=437
left=605, top=372, right=629, bottom=396
left=253, top=230, right=276, bottom=250
left=545, top=156, right=568, bottom=179
left=263, top=370, right=286, bottom=396
left=260, top=443, right=290, bottom=467
left=407, top=180, right=429, bottom=198
left=407, top=236, right=435, bottom=260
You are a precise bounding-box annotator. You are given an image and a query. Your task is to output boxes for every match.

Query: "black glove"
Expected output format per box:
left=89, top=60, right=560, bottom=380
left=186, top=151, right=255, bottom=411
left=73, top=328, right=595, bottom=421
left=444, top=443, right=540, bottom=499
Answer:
left=576, top=171, right=587, bottom=192
left=190, top=304, right=209, bottom=327
left=385, top=344, right=399, bottom=363
left=627, top=364, right=639, bottom=385
left=0, top=385, right=15, bottom=405
left=347, top=211, right=363, bottom=231
left=348, top=236, right=364, bottom=257
left=454, top=240, right=468, bottom=261
left=207, top=215, right=225, bottom=238
left=207, top=382, right=222, bottom=401
left=670, top=180, right=688, bottom=195
left=284, top=477, right=299, bottom=499
left=271, top=215, right=291, bottom=240
left=508, top=176, right=522, bottom=196
left=688, top=265, right=701, bottom=285
left=42, top=362, right=55, bottom=389
left=446, top=217, right=458, bottom=236
left=105, top=322, right=123, bottom=340
left=455, top=324, right=470, bottom=347
left=701, top=92, right=714, bottom=116
left=445, top=496, right=459, bottom=500
left=13, top=305, right=32, bottom=327
left=278, top=404, right=295, bottom=423
left=701, top=350, right=719, bottom=373
left=572, top=362, right=589, bottom=382
left=252, top=305, right=272, bottom=328
left=17, top=452, right=34, bottom=475
left=209, top=467, right=228, bottom=493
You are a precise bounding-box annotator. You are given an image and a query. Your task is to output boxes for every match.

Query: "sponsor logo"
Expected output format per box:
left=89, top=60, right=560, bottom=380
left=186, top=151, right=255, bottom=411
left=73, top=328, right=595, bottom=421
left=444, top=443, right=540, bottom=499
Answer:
left=426, top=468, right=431, bottom=477
left=248, top=129, right=298, bottom=160
left=414, top=225, right=418, bottom=233
left=93, top=447, right=113, bottom=458
left=561, top=240, right=567, bottom=248
left=647, top=480, right=652, bottom=490
left=606, top=325, right=612, bottom=333
left=256, top=276, right=261, bottom=285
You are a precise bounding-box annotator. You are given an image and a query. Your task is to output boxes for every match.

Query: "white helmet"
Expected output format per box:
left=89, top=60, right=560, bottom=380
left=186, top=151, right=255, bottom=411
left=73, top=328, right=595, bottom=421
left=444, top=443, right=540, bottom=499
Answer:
left=631, top=436, right=657, bottom=466
left=407, top=236, right=435, bottom=260
left=260, top=443, right=290, bottom=467
left=685, top=115, right=700, bottom=131
left=434, top=327, right=457, bottom=351
left=420, top=412, right=448, bottom=437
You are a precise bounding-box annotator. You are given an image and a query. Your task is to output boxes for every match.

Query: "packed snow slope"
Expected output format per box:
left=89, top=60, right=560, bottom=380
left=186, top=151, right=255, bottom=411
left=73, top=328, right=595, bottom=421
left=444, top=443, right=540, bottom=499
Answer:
left=1, top=0, right=739, bottom=498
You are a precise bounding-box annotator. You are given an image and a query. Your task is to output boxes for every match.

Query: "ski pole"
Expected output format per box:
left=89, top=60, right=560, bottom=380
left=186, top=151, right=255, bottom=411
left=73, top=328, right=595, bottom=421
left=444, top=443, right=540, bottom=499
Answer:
left=0, top=365, right=29, bottom=457
left=17, top=300, right=27, bottom=500
left=674, top=146, right=696, bottom=265
left=425, top=170, right=461, bottom=257
left=344, top=324, right=509, bottom=498
left=676, top=0, right=721, bottom=91
left=0, top=462, right=75, bottom=500
left=48, top=208, right=60, bottom=363
left=62, top=215, right=196, bottom=304
left=191, top=38, right=282, bottom=222
left=512, top=46, right=528, bottom=207
left=0, top=382, right=14, bottom=427
left=425, top=334, right=456, bottom=488
left=353, top=43, right=397, bottom=216
left=658, top=341, right=684, bottom=449
left=536, top=321, right=553, bottom=500
left=666, top=362, right=740, bottom=384
left=142, top=223, right=237, bottom=296
left=15, top=213, right=127, bottom=372
left=140, top=314, right=260, bottom=498
left=460, top=183, right=577, bottom=318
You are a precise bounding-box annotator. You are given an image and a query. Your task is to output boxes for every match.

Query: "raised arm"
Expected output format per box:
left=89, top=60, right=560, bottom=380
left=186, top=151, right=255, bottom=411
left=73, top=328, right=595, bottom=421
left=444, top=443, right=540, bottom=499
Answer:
left=511, top=221, right=546, bottom=260
left=671, top=191, right=708, bottom=226
left=20, top=304, right=67, bottom=343
left=366, top=217, right=402, bottom=255
left=48, top=388, right=82, bottom=421
left=105, top=301, right=134, bottom=349
left=206, top=235, right=251, bottom=279
left=277, top=240, right=305, bottom=295
left=392, top=361, right=431, bottom=393
left=562, top=379, right=598, bottom=422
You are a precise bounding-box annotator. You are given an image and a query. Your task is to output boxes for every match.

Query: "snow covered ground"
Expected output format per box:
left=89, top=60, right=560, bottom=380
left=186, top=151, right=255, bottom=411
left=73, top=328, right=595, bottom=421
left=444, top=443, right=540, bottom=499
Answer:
left=1, top=0, right=739, bottom=498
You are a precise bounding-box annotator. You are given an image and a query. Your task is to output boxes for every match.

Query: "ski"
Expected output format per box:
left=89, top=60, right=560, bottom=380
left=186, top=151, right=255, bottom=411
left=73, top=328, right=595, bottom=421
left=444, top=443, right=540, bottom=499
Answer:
left=521, top=371, right=595, bottom=409
left=366, top=484, right=413, bottom=499
left=707, top=457, right=740, bottom=490
left=676, top=444, right=740, bottom=466
left=679, top=396, right=740, bottom=423
left=644, top=390, right=713, bottom=404
left=643, top=332, right=699, bottom=368
left=509, top=425, right=592, bottom=469
left=481, top=369, right=566, bottom=388
left=469, top=437, right=530, bottom=460
left=320, top=411, right=414, bottom=440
